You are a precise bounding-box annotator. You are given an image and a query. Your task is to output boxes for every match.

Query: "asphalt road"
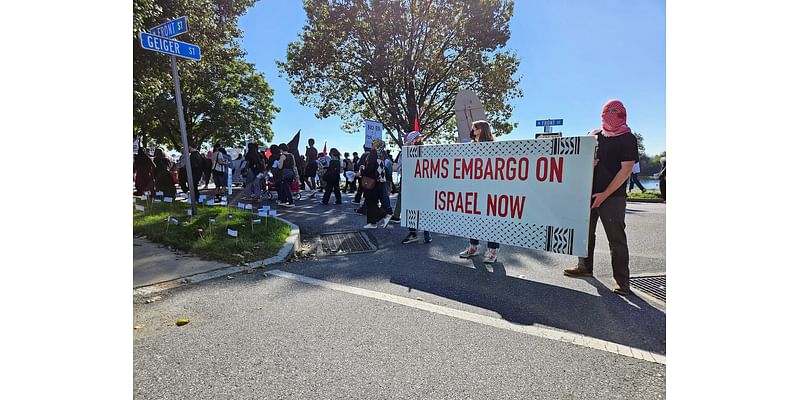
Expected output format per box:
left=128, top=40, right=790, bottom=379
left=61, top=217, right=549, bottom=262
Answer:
left=134, top=191, right=666, bottom=399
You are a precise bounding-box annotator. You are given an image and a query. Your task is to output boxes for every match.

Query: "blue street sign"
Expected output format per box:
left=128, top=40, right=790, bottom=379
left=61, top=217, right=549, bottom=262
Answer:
left=149, top=16, right=188, bottom=38
left=139, top=32, right=201, bottom=61
left=536, top=119, right=564, bottom=127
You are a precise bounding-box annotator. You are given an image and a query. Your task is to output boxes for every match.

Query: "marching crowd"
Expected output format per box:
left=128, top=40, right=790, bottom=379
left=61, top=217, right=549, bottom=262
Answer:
left=135, top=100, right=649, bottom=295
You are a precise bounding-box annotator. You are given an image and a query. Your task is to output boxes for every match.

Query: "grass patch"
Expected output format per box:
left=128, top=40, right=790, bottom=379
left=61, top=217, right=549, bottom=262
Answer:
left=133, top=197, right=292, bottom=265
left=627, top=191, right=663, bottom=199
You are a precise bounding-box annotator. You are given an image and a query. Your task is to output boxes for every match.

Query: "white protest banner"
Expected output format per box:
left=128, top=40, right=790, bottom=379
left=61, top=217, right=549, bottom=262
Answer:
left=364, top=120, right=383, bottom=148
left=400, top=136, right=596, bottom=257
left=227, top=229, right=238, bottom=237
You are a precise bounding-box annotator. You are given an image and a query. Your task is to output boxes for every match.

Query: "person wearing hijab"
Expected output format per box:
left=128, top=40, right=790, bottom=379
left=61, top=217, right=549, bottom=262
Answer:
left=458, top=121, right=500, bottom=263
left=563, top=99, right=639, bottom=295
left=134, top=146, right=155, bottom=196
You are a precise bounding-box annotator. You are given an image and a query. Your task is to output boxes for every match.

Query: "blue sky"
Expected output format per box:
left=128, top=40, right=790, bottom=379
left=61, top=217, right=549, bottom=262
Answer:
left=238, top=0, right=665, bottom=156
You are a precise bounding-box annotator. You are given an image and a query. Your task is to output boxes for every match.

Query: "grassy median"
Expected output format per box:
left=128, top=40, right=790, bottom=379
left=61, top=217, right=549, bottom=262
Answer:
left=133, top=197, right=292, bottom=265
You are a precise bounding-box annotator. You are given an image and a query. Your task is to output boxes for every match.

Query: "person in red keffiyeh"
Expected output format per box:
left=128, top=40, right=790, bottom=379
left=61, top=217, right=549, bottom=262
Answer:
left=563, top=99, right=639, bottom=295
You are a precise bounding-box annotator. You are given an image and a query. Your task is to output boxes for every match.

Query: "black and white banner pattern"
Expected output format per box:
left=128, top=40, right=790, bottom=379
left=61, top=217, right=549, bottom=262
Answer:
left=405, top=137, right=581, bottom=160
left=405, top=209, right=574, bottom=253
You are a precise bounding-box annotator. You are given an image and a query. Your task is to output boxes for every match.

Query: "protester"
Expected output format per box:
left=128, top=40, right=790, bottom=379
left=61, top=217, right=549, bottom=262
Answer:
left=186, top=142, right=204, bottom=202
left=298, top=155, right=307, bottom=190
left=134, top=146, right=155, bottom=196
left=459, top=120, right=501, bottom=263
left=399, top=131, right=432, bottom=244
left=361, top=140, right=389, bottom=228
left=379, top=148, right=393, bottom=218
left=153, top=147, right=176, bottom=198
left=231, top=153, right=244, bottom=186
left=658, top=156, right=666, bottom=202
left=353, top=146, right=370, bottom=205
left=202, top=150, right=213, bottom=189
left=563, top=99, right=638, bottom=295
left=317, top=152, right=330, bottom=194
left=321, top=148, right=342, bottom=205
left=277, top=143, right=297, bottom=207
left=343, top=152, right=356, bottom=193
left=243, top=142, right=264, bottom=202
left=211, top=143, right=228, bottom=199
left=628, top=161, right=647, bottom=193
left=304, top=138, right=318, bottom=196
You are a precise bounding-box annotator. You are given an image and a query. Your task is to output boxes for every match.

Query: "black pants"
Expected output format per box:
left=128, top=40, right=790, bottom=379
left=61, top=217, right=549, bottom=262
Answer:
left=345, top=176, right=357, bottom=193
left=659, top=178, right=666, bottom=201
left=322, top=179, right=341, bottom=204
left=578, top=196, right=629, bottom=288
left=628, top=173, right=646, bottom=192
left=365, top=184, right=386, bottom=224
left=354, top=177, right=364, bottom=202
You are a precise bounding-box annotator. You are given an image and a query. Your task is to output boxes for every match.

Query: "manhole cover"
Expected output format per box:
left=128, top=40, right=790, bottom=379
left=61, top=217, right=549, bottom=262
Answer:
left=319, top=231, right=376, bottom=255
left=630, top=275, right=666, bottom=302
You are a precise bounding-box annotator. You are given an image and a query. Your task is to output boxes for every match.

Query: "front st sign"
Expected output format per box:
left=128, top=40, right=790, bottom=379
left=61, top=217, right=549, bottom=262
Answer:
left=401, top=136, right=596, bottom=257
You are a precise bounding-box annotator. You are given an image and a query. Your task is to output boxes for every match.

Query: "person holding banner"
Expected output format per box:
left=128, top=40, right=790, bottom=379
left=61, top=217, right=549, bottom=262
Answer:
left=563, top=99, right=638, bottom=295
left=458, top=120, right=501, bottom=263
left=399, top=131, right=432, bottom=244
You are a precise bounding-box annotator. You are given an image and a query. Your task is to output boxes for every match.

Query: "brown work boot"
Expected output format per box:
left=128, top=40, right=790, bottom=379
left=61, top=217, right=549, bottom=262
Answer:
left=563, top=266, right=593, bottom=277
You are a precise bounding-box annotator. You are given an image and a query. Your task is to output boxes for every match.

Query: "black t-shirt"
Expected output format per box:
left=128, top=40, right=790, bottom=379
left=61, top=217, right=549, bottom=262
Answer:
left=592, top=131, right=639, bottom=197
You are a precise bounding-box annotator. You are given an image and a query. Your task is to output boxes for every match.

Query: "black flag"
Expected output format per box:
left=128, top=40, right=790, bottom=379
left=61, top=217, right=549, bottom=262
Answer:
left=287, top=129, right=302, bottom=166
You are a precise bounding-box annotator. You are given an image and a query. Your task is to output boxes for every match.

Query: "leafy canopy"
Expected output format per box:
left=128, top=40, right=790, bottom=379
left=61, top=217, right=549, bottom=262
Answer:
left=134, top=0, right=279, bottom=151
left=278, top=0, right=522, bottom=146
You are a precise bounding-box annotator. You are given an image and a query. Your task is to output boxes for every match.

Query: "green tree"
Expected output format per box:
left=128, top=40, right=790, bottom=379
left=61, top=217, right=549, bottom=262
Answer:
left=134, top=0, right=279, bottom=151
left=278, top=0, right=522, bottom=147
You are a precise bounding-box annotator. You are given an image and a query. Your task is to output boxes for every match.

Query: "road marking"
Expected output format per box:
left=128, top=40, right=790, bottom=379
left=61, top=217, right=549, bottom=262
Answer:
left=266, top=269, right=666, bottom=365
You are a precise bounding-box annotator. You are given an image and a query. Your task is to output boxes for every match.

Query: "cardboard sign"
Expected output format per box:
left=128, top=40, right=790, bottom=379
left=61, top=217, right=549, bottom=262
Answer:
left=364, top=120, right=383, bottom=148
left=400, top=136, right=596, bottom=256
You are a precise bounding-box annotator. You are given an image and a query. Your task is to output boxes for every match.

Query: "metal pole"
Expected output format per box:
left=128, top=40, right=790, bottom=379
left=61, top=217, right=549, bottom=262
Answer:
left=171, top=55, right=197, bottom=215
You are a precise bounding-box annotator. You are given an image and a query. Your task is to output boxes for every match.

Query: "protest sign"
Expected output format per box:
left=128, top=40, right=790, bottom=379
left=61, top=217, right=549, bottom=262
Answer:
left=364, top=120, right=383, bottom=148
left=400, top=136, right=596, bottom=256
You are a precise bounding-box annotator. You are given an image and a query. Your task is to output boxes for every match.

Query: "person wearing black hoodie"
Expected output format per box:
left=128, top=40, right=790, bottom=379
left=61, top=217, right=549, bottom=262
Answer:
left=321, top=148, right=342, bottom=205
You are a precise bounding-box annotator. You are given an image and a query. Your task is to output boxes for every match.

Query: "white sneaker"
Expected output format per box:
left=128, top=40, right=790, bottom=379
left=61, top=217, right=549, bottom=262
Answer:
left=459, top=246, right=479, bottom=258
left=483, top=248, right=498, bottom=264
left=381, top=215, right=392, bottom=228
left=363, top=223, right=378, bottom=229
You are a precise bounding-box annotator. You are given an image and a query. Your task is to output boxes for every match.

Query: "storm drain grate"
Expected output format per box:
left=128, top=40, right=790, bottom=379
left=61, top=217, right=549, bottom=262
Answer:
left=630, top=275, right=666, bottom=302
left=319, top=231, right=375, bottom=255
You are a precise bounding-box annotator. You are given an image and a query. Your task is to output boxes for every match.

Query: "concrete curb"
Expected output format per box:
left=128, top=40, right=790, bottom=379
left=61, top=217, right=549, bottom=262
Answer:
left=133, top=216, right=301, bottom=298
left=626, top=197, right=665, bottom=203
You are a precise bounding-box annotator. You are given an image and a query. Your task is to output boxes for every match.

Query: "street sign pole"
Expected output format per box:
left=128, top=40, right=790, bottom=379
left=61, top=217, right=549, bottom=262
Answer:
left=171, top=55, right=197, bottom=215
